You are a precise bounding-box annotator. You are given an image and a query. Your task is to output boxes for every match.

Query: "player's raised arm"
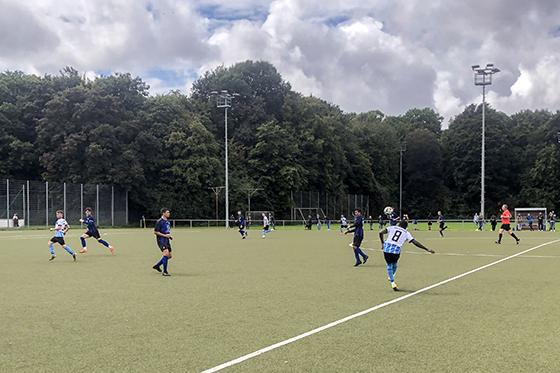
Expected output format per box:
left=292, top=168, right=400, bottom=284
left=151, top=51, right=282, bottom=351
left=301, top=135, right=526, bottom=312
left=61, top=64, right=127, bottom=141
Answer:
left=378, top=227, right=388, bottom=246
left=410, top=239, right=435, bottom=254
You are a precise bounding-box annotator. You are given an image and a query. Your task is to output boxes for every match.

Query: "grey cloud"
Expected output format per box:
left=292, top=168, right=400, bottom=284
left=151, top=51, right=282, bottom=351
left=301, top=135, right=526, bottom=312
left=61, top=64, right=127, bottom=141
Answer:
left=1, top=0, right=560, bottom=120
left=0, top=1, right=60, bottom=59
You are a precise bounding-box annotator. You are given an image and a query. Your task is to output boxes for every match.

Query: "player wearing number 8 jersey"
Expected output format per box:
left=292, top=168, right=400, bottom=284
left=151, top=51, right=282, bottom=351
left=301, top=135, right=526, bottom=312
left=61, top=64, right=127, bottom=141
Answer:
left=379, top=221, right=435, bottom=291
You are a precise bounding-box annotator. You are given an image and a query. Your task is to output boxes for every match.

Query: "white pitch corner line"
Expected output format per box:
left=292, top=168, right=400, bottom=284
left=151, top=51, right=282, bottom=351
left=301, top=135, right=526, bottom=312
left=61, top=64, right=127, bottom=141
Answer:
left=200, top=238, right=560, bottom=373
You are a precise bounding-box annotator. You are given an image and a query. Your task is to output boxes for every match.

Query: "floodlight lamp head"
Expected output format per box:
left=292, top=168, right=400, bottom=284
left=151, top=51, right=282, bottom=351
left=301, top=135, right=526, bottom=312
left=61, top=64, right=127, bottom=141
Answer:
left=210, top=91, right=218, bottom=95
left=471, top=64, right=480, bottom=70
left=221, top=90, right=228, bottom=94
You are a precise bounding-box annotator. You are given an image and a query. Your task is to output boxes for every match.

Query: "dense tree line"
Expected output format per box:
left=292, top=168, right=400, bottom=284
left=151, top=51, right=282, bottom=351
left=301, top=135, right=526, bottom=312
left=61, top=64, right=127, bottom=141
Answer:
left=0, top=62, right=558, bottom=219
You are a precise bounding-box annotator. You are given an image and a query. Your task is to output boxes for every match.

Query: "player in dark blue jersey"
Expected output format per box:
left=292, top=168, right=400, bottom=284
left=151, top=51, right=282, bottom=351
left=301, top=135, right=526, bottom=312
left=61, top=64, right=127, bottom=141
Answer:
left=237, top=211, right=248, bottom=239
left=79, top=208, right=115, bottom=255
left=153, top=208, right=173, bottom=276
left=345, top=208, right=369, bottom=267
left=437, top=211, right=447, bottom=237
left=388, top=211, right=399, bottom=226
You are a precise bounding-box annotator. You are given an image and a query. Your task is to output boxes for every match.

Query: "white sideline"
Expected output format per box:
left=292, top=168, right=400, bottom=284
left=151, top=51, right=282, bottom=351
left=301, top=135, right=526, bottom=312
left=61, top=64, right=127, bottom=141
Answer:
left=201, top=238, right=560, bottom=373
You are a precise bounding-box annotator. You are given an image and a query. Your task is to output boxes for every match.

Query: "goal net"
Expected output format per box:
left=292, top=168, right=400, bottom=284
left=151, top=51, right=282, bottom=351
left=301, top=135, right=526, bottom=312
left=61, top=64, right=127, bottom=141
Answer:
left=293, top=207, right=326, bottom=224
left=513, top=207, right=547, bottom=230
left=246, top=211, right=274, bottom=228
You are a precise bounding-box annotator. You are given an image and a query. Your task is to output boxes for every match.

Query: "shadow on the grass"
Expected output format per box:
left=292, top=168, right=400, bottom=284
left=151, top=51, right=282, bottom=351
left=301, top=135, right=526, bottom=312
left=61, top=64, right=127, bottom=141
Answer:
left=159, top=272, right=204, bottom=277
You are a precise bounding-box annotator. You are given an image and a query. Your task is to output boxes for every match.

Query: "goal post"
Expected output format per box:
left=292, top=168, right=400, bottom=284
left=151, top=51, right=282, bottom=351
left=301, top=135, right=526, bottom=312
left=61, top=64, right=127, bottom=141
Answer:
left=293, top=207, right=326, bottom=224
left=514, top=207, right=547, bottom=230
left=246, top=211, right=274, bottom=228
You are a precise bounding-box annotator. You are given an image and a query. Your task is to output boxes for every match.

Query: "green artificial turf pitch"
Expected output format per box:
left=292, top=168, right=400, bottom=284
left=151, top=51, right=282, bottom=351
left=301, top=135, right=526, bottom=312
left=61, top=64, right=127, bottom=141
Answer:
left=1, top=227, right=559, bottom=372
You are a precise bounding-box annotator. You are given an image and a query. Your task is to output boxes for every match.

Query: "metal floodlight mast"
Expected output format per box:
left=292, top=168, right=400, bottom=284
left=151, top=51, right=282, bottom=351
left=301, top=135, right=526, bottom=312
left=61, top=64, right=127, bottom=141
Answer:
left=209, top=90, right=238, bottom=228
left=471, top=63, right=500, bottom=220
left=399, top=140, right=406, bottom=219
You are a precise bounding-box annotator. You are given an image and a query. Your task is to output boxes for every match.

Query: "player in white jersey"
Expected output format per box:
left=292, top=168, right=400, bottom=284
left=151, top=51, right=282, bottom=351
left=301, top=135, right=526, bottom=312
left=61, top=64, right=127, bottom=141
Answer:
left=379, top=221, right=434, bottom=291
left=261, top=213, right=270, bottom=239
left=48, top=210, right=76, bottom=261
left=339, top=215, right=348, bottom=233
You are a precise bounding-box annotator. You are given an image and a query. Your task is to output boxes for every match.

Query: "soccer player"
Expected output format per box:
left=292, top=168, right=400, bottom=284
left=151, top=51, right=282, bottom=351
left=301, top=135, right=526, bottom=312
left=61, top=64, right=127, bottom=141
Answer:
left=340, top=214, right=348, bottom=233
left=78, top=208, right=115, bottom=254
left=496, top=204, right=520, bottom=245
left=48, top=210, right=76, bottom=261
left=437, top=211, right=447, bottom=237
left=237, top=211, right=248, bottom=239
left=537, top=212, right=545, bottom=231
left=379, top=221, right=434, bottom=291
left=490, top=215, right=497, bottom=231
left=527, top=213, right=534, bottom=231
left=305, top=215, right=312, bottom=230
left=345, top=209, right=369, bottom=267
left=378, top=215, right=384, bottom=230
left=388, top=211, right=399, bottom=226
left=473, top=213, right=480, bottom=231
left=261, top=212, right=270, bottom=238
left=549, top=211, right=556, bottom=232
left=152, top=208, right=173, bottom=276
left=427, top=214, right=433, bottom=231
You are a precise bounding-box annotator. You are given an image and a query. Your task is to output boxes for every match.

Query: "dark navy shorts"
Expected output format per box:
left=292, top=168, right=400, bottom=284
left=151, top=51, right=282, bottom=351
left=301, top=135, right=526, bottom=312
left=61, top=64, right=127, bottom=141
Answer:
left=157, top=240, right=172, bottom=252
left=85, top=230, right=101, bottom=239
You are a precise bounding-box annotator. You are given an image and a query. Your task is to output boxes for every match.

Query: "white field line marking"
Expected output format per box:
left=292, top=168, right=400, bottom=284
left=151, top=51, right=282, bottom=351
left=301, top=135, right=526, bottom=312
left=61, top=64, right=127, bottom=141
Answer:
left=201, top=238, right=560, bottom=373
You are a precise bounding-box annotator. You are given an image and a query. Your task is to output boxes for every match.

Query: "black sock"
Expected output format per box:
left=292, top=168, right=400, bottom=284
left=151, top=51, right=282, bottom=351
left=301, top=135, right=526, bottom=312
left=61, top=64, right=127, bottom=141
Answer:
left=439, top=230, right=444, bottom=237
left=498, top=233, right=503, bottom=243
left=511, top=233, right=519, bottom=241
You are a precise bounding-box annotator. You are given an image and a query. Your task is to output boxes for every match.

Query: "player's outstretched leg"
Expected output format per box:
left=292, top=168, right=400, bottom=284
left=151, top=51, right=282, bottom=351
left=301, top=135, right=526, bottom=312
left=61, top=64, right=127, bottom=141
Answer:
left=510, top=232, right=520, bottom=244
left=97, top=238, right=115, bottom=255
left=356, top=246, right=368, bottom=264
left=64, top=245, right=77, bottom=261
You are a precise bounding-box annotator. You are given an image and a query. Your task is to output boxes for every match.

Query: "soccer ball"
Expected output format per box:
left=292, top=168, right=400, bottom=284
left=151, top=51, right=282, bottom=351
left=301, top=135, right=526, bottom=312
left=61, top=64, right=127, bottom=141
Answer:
left=384, top=206, right=394, bottom=215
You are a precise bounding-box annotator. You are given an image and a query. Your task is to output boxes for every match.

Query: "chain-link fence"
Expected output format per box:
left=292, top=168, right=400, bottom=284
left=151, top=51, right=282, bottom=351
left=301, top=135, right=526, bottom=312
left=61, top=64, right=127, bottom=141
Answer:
left=0, top=179, right=128, bottom=228
left=290, top=191, right=372, bottom=221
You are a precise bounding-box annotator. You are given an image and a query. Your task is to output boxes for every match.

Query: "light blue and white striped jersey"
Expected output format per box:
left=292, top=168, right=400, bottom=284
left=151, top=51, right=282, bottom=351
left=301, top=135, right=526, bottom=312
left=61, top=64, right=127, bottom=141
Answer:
left=383, top=225, right=414, bottom=254
left=54, top=218, right=68, bottom=238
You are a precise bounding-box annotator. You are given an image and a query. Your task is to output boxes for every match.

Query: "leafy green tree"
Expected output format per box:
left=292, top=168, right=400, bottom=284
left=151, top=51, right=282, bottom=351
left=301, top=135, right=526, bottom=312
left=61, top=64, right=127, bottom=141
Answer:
left=442, top=104, right=514, bottom=216
left=403, top=129, right=446, bottom=216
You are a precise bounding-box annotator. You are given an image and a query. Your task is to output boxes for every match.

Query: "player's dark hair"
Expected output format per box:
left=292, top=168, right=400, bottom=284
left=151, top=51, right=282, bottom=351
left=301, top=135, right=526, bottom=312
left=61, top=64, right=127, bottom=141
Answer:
left=55, top=210, right=64, bottom=216
left=161, top=207, right=170, bottom=215
left=399, top=221, right=408, bottom=229
left=85, top=207, right=93, bottom=213
left=354, top=208, right=362, bottom=214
